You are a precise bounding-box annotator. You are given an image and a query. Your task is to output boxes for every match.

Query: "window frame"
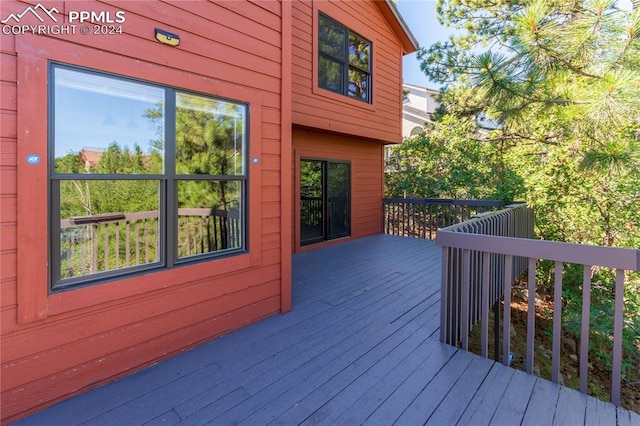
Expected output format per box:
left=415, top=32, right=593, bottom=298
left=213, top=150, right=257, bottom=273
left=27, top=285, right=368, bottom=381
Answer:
left=317, top=12, right=372, bottom=103
left=16, top=35, right=262, bottom=322
left=48, top=63, right=249, bottom=291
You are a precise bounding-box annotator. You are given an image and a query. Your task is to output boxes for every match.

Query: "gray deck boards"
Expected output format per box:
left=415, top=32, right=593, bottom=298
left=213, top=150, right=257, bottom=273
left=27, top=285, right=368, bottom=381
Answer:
left=14, top=234, right=636, bottom=425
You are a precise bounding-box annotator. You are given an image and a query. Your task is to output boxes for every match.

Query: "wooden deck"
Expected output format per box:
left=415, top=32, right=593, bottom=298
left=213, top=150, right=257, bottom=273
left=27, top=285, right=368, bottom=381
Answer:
left=14, top=235, right=639, bottom=425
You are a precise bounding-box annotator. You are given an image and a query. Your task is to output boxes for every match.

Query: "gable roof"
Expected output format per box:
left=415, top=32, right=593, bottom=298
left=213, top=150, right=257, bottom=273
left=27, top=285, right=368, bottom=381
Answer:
left=375, top=0, right=419, bottom=54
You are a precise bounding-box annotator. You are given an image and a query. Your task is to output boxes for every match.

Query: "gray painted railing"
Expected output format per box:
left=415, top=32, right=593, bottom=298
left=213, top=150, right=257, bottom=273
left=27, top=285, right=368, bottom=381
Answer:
left=437, top=203, right=534, bottom=348
left=383, top=198, right=505, bottom=240
left=436, top=204, right=640, bottom=406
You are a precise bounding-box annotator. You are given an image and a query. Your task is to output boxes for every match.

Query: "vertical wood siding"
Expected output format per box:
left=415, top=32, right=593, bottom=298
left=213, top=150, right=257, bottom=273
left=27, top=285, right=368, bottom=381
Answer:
left=0, top=0, right=284, bottom=422
left=292, top=129, right=384, bottom=253
left=292, top=0, right=404, bottom=143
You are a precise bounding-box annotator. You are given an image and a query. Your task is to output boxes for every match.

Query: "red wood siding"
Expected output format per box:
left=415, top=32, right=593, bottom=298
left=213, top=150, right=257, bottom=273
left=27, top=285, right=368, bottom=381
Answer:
left=292, top=0, right=404, bottom=144
left=292, top=128, right=384, bottom=253
left=0, top=1, right=288, bottom=422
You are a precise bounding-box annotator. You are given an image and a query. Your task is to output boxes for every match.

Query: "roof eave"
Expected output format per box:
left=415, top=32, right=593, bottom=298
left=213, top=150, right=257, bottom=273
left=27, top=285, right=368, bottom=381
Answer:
left=375, top=0, right=419, bottom=54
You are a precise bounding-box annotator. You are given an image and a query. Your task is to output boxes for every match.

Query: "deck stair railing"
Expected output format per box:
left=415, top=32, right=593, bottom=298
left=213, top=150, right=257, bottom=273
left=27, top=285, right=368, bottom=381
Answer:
left=436, top=203, right=640, bottom=406
left=383, top=198, right=506, bottom=240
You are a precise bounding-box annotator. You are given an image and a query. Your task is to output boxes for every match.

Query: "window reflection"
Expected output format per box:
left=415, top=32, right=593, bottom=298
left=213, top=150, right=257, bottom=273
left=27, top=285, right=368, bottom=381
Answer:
left=175, top=93, right=245, bottom=176
left=177, top=180, right=242, bottom=258
left=59, top=180, right=160, bottom=279
left=53, top=67, right=165, bottom=174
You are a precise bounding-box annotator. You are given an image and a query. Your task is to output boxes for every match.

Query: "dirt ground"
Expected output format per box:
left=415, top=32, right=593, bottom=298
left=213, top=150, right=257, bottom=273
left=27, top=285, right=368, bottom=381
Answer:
left=467, top=282, right=640, bottom=415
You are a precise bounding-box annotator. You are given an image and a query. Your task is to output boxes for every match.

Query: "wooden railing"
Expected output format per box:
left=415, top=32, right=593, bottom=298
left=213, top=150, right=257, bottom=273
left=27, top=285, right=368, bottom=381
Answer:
left=437, top=203, right=534, bottom=347
left=436, top=204, right=640, bottom=406
left=60, top=208, right=240, bottom=279
left=383, top=198, right=505, bottom=240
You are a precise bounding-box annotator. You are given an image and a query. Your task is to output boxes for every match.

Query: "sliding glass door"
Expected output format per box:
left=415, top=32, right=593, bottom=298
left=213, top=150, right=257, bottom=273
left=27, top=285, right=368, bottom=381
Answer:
left=300, top=159, right=350, bottom=245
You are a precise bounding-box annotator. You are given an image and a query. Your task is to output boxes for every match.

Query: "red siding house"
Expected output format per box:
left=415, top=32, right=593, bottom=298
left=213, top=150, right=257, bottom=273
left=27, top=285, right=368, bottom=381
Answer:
left=0, top=0, right=417, bottom=422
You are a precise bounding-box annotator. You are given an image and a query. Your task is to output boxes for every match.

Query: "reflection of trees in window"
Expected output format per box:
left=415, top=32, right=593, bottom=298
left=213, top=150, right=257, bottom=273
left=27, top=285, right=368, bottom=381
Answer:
left=347, top=34, right=370, bottom=100
left=51, top=65, right=247, bottom=290
left=318, top=13, right=371, bottom=102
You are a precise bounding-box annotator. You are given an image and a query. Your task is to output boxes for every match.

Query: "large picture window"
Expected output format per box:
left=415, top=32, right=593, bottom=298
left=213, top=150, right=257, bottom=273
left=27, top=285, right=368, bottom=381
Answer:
left=318, top=13, right=371, bottom=102
left=50, top=64, right=247, bottom=290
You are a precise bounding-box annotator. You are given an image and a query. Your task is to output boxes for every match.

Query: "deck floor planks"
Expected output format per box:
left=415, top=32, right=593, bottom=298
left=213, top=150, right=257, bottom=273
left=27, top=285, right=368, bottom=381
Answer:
left=585, top=394, right=619, bottom=424
left=333, top=337, right=445, bottom=425
left=552, top=386, right=588, bottom=425
left=521, top=376, right=561, bottom=425
left=256, top=313, right=437, bottom=425
left=456, top=362, right=516, bottom=425
left=393, top=349, right=477, bottom=424
left=488, top=368, right=538, bottom=425
left=177, top=287, right=436, bottom=422
left=13, top=234, right=636, bottom=426
left=425, top=355, right=495, bottom=425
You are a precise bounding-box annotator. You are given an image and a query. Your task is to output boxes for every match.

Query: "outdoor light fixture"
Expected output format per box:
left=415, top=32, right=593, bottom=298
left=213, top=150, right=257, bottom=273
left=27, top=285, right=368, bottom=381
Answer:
left=155, top=28, right=180, bottom=47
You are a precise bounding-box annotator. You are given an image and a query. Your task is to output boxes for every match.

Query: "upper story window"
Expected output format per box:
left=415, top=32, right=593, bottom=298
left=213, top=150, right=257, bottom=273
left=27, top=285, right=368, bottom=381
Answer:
left=50, top=64, right=248, bottom=290
left=318, top=13, right=371, bottom=103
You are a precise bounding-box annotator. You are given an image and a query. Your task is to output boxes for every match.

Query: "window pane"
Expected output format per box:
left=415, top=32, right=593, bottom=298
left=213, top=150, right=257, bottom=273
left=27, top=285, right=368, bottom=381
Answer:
left=327, top=162, right=350, bottom=239
left=349, top=34, right=370, bottom=72
left=58, top=180, right=160, bottom=280
left=175, top=93, right=246, bottom=176
left=177, top=180, right=242, bottom=258
left=53, top=66, right=165, bottom=174
left=318, top=14, right=346, bottom=58
left=348, top=68, right=370, bottom=101
left=319, top=56, right=344, bottom=93
left=300, top=160, right=324, bottom=244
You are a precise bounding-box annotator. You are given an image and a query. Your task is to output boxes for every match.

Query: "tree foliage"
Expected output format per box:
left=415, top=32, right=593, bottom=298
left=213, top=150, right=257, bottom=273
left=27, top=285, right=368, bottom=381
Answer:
left=411, top=0, right=640, bottom=248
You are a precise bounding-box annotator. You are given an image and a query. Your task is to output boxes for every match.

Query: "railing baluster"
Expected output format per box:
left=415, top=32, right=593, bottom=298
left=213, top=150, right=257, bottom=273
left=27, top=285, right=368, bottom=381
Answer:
left=125, top=222, right=130, bottom=267
left=503, top=254, right=513, bottom=366
left=481, top=251, right=490, bottom=357
left=115, top=222, right=120, bottom=269
left=461, top=249, right=471, bottom=350
left=552, top=261, right=563, bottom=383
left=135, top=222, right=140, bottom=265
left=155, top=217, right=159, bottom=262
left=185, top=217, right=191, bottom=256
left=580, top=264, right=592, bottom=393
left=199, top=217, right=204, bottom=254
left=92, top=225, right=98, bottom=273
left=526, top=257, right=536, bottom=374
left=440, top=246, right=450, bottom=344
left=145, top=221, right=149, bottom=264
left=104, top=224, right=109, bottom=271
left=611, top=269, right=624, bottom=405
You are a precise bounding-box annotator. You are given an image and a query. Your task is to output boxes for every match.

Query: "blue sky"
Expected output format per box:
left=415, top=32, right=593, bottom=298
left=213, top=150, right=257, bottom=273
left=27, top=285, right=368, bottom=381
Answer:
left=396, top=0, right=455, bottom=90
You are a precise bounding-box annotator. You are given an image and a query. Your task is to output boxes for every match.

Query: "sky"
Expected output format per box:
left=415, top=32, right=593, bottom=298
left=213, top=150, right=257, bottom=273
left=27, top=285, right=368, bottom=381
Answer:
left=396, top=0, right=455, bottom=90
